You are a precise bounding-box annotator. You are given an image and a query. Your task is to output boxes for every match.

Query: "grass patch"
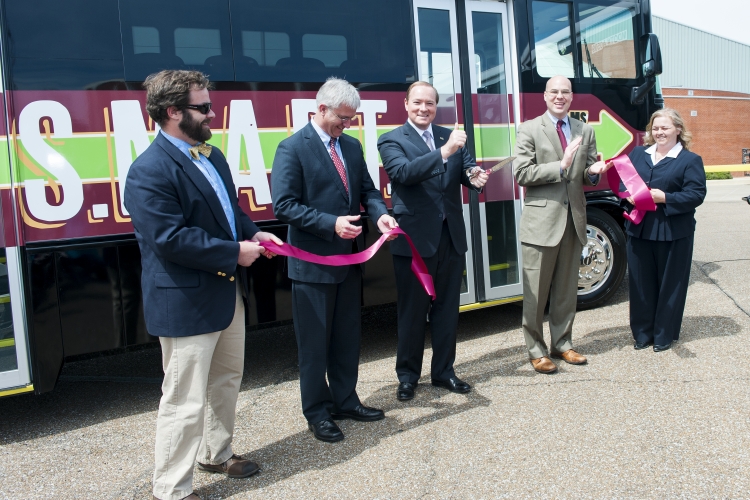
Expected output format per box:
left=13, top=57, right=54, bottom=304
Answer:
left=705, top=171, right=732, bottom=180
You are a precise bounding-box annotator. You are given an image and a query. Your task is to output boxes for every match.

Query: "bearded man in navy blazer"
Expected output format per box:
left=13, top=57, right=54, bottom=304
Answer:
left=377, top=81, right=488, bottom=402
left=124, top=70, right=282, bottom=500
left=272, top=77, right=399, bottom=443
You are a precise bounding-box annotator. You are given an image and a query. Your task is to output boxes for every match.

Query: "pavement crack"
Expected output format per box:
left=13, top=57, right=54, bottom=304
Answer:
left=698, top=259, right=750, bottom=318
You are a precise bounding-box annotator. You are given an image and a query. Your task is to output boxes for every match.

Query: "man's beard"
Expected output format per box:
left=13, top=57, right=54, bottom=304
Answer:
left=179, top=111, right=212, bottom=143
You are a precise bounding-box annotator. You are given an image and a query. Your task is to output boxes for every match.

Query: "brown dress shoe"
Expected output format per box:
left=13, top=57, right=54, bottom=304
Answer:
left=530, top=356, right=558, bottom=374
left=551, top=349, right=587, bottom=365
left=196, top=454, right=260, bottom=478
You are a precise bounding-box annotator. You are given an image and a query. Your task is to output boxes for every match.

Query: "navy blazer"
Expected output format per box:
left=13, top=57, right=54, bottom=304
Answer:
left=377, top=122, right=479, bottom=258
left=625, top=146, right=706, bottom=241
left=271, top=122, right=388, bottom=284
left=124, top=132, right=260, bottom=337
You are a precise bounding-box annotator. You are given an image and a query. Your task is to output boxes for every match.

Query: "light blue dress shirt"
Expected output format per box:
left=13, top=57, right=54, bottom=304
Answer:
left=310, top=119, right=351, bottom=201
left=160, top=130, right=237, bottom=241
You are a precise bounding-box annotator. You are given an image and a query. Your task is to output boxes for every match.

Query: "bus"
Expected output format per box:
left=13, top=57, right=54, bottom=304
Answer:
left=0, top=0, right=662, bottom=397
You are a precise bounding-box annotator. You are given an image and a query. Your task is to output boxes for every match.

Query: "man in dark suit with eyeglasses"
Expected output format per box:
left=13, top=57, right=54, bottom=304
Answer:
left=272, top=77, right=399, bottom=443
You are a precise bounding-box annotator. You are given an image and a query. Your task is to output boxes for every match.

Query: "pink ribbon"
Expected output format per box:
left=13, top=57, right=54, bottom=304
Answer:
left=258, top=228, right=436, bottom=300
left=606, top=154, right=656, bottom=224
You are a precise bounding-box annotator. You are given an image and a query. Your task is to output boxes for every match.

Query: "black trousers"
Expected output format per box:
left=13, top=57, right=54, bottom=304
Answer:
left=393, top=221, right=463, bottom=384
left=291, top=266, right=362, bottom=424
left=627, top=233, right=694, bottom=346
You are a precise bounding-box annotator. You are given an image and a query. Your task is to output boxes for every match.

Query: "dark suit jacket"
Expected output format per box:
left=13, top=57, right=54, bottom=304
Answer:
left=271, top=122, right=388, bottom=284
left=377, top=122, right=479, bottom=258
left=625, top=146, right=706, bottom=241
left=123, top=132, right=260, bottom=337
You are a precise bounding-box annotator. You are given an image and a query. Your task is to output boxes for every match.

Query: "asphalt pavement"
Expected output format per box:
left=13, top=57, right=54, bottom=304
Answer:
left=2, top=180, right=750, bottom=499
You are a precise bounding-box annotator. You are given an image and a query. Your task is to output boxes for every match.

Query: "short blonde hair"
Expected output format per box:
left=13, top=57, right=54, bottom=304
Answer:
left=406, top=81, right=439, bottom=104
left=643, top=108, right=692, bottom=151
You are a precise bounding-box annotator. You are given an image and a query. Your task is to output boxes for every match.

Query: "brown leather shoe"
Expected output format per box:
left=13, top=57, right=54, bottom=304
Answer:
left=196, top=454, right=260, bottom=478
left=551, top=349, right=587, bottom=365
left=530, top=356, right=558, bottom=374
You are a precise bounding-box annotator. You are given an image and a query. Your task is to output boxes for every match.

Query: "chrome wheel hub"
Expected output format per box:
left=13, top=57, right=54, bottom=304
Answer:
left=578, top=224, right=614, bottom=295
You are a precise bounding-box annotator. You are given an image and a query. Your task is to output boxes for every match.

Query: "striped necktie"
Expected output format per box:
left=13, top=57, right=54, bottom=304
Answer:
left=422, top=130, right=435, bottom=151
left=329, top=138, right=348, bottom=194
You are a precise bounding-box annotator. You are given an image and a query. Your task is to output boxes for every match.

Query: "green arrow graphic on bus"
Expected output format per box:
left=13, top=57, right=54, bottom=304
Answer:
left=588, top=109, right=633, bottom=160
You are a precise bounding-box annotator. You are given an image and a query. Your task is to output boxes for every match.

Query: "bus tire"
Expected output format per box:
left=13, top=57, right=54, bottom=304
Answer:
left=577, top=207, right=626, bottom=310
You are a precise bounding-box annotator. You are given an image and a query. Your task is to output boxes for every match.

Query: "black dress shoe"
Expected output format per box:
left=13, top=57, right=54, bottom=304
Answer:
left=653, top=342, right=672, bottom=352
left=431, top=376, right=471, bottom=394
left=397, top=382, right=417, bottom=401
left=308, top=418, right=344, bottom=442
left=331, top=404, right=385, bottom=422
left=634, top=341, right=653, bottom=350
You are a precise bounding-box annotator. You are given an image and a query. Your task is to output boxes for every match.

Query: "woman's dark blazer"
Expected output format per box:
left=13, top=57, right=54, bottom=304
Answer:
left=625, top=146, right=707, bottom=241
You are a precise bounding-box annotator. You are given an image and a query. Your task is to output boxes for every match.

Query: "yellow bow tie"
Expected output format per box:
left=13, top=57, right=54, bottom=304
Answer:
left=188, top=143, right=212, bottom=160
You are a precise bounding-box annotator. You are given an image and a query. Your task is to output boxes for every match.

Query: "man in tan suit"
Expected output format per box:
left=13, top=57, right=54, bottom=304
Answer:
left=514, top=75, right=611, bottom=374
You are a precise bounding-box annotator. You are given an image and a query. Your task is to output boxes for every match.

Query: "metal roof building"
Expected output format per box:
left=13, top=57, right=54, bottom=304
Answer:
left=653, top=16, right=750, bottom=94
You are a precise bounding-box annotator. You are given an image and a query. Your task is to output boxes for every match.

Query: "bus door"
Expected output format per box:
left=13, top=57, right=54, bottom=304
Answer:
left=413, top=0, right=476, bottom=306
left=412, top=0, right=522, bottom=305
left=0, top=51, right=32, bottom=395
left=465, top=1, right=523, bottom=301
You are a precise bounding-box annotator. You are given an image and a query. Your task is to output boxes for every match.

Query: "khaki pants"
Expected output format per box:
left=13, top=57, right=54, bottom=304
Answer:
left=521, top=209, right=582, bottom=359
left=153, top=285, right=245, bottom=500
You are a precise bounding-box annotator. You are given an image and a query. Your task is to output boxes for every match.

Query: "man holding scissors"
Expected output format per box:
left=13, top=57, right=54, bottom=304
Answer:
left=377, top=81, right=488, bottom=401
left=513, top=75, right=611, bottom=374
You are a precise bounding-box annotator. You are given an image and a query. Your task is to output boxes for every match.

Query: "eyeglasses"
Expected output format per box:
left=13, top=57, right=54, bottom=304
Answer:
left=546, top=89, right=572, bottom=97
left=327, top=108, right=356, bottom=123
left=184, top=102, right=213, bottom=114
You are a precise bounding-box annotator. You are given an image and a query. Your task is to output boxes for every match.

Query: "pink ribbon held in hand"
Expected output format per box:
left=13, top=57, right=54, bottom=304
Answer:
left=258, top=228, right=436, bottom=300
left=606, top=154, right=656, bottom=224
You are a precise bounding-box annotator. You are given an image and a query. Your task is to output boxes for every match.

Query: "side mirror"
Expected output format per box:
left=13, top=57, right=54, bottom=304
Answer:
left=631, top=33, right=663, bottom=105
left=642, top=34, right=663, bottom=77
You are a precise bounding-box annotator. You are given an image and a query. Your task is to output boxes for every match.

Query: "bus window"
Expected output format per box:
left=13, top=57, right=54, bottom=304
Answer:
left=578, top=3, right=637, bottom=79
left=133, top=27, right=161, bottom=55
left=303, top=35, right=348, bottom=68
left=241, top=31, right=290, bottom=67
left=531, top=0, right=575, bottom=78
left=417, top=8, right=456, bottom=104
left=120, top=0, right=234, bottom=82
left=4, top=0, right=123, bottom=90
left=230, top=1, right=415, bottom=83
left=174, top=29, right=223, bottom=66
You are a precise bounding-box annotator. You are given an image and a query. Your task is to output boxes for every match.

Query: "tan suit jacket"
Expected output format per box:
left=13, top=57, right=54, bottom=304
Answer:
left=514, top=113, right=598, bottom=247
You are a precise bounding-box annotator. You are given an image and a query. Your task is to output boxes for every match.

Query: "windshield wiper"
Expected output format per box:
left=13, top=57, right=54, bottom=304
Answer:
left=583, top=38, right=604, bottom=78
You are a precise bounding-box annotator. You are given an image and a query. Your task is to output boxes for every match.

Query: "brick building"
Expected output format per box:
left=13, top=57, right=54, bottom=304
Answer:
left=654, top=17, right=750, bottom=174
left=662, top=88, right=750, bottom=172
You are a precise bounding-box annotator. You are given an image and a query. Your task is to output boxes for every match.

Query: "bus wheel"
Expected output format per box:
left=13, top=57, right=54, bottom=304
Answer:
left=577, top=207, right=626, bottom=310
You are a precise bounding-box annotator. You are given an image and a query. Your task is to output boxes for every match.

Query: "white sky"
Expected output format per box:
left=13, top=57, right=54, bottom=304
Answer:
left=651, top=0, right=750, bottom=46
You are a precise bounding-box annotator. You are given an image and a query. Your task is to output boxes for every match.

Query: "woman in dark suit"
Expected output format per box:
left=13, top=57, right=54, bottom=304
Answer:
left=625, top=108, right=706, bottom=352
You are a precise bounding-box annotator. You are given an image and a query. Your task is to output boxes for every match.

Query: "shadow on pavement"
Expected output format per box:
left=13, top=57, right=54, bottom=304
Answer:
left=0, top=301, right=516, bottom=446
left=200, top=385, right=492, bottom=496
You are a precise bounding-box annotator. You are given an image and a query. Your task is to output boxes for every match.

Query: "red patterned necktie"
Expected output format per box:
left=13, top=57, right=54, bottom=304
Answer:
left=556, top=119, right=568, bottom=150
left=329, top=138, right=349, bottom=194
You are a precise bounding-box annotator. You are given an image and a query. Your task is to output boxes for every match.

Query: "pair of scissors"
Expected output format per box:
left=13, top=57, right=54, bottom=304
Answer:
left=467, top=156, right=516, bottom=179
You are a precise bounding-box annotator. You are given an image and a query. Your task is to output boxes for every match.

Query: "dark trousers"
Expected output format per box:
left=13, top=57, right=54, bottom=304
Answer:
left=393, top=221, right=463, bottom=384
left=627, top=234, right=694, bottom=346
left=291, top=266, right=362, bottom=424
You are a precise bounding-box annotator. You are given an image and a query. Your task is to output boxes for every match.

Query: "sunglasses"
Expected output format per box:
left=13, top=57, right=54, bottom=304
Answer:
left=184, top=102, right=213, bottom=114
